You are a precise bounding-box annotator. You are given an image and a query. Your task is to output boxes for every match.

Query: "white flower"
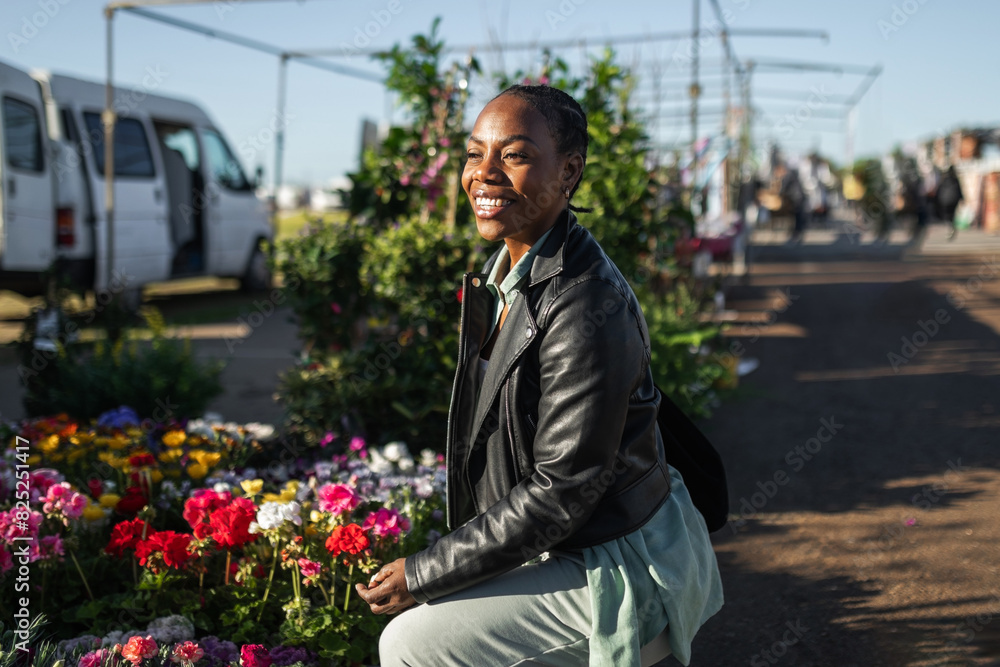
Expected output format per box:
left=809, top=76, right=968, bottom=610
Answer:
left=414, top=478, right=435, bottom=499
left=244, top=423, right=275, bottom=441
left=250, top=501, right=302, bottom=533
left=382, top=441, right=410, bottom=463
left=420, top=449, right=438, bottom=468
left=398, top=457, right=416, bottom=472
left=212, top=482, right=231, bottom=494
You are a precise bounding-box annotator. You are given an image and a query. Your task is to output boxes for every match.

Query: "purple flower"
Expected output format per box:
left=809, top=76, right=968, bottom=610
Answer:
left=97, top=406, right=140, bottom=430
left=197, top=637, right=239, bottom=667
left=267, top=646, right=318, bottom=667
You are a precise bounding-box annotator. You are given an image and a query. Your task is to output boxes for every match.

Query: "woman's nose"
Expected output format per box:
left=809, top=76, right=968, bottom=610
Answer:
left=475, top=151, right=504, bottom=183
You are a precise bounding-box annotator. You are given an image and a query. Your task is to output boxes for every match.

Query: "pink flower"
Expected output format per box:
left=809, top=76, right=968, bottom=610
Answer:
left=79, top=648, right=119, bottom=667
left=42, top=482, right=87, bottom=523
left=0, top=546, right=12, bottom=575
left=240, top=645, right=271, bottom=667
left=316, top=483, right=360, bottom=516
left=330, top=302, right=342, bottom=315
left=297, top=557, right=321, bottom=584
left=120, top=635, right=158, bottom=665
left=40, top=534, right=64, bottom=561
left=362, top=507, right=411, bottom=541
left=349, top=437, right=366, bottom=453
left=170, top=641, right=204, bottom=667
left=319, top=432, right=336, bottom=448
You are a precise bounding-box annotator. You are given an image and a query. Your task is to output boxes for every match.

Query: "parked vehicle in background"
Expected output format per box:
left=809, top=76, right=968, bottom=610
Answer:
left=0, top=58, right=272, bottom=306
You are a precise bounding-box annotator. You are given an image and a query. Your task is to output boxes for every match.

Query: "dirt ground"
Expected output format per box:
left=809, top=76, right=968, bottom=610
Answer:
left=2, top=220, right=999, bottom=666
left=677, top=223, right=1000, bottom=666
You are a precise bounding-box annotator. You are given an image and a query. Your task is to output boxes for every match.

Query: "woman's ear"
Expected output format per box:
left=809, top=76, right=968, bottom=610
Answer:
left=562, top=152, right=585, bottom=194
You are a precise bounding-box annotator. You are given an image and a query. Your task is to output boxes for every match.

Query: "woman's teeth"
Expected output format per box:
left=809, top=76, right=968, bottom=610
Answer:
left=476, top=197, right=511, bottom=208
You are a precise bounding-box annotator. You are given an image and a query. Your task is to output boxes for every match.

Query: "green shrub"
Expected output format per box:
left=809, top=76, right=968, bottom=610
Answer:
left=17, top=306, right=224, bottom=422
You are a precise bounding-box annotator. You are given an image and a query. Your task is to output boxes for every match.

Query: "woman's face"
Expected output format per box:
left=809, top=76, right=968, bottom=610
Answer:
left=462, top=95, right=582, bottom=246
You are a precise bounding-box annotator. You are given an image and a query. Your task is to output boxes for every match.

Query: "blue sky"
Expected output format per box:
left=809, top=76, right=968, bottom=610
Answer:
left=2, top=0, right=997, bottom=186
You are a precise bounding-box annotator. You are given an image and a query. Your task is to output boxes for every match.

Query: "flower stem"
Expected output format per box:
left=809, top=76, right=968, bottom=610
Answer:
left=69, top=549, right=94, bottom=601
left=224, top=549, right=231, bottom=586
left=257, top=544, right=279, bottom=623
left=343, top=563, right=354, bottom=613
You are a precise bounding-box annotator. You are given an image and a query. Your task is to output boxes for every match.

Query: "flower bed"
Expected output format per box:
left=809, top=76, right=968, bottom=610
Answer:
left=0, top=409, right=447, bottom=667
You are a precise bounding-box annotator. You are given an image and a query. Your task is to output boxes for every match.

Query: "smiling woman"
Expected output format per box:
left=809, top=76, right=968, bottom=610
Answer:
left=355, top=84, right=724, bottom=666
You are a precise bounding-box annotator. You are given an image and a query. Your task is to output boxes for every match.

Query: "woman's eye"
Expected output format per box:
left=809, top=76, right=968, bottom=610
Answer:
left=466, top=151, right=481, bottom=160
left=504, top=152, right=527, bottom=161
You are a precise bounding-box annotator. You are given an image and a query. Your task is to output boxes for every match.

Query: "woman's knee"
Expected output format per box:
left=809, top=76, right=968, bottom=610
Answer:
left=378, top=606, right=425, bottom=666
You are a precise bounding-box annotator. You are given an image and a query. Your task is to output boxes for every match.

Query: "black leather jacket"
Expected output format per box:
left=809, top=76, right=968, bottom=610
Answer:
left=405, top=211, right=671, bottom=603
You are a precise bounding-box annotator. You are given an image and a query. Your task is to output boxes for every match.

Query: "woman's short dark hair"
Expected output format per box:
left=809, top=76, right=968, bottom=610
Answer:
left=494, top=84, right=590, bottom=210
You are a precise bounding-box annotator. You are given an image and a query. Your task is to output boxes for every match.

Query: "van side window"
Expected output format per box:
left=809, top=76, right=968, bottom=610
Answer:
left=82, top=112, right=155, bottom=178
left=201, top=129, right=251, bottom=191
left=2, top=97, right=44, bottom=172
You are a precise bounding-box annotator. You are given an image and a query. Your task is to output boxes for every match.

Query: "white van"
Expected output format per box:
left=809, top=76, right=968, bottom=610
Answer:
left=0, top=58, right=272, bottom=304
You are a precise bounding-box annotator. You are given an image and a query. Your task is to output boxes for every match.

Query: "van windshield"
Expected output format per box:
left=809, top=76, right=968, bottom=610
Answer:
left=201, top=128, right=251, bottom=191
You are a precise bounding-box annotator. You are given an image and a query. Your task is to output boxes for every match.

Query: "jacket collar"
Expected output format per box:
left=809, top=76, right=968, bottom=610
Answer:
left=527, top=209, right=575, bottom=287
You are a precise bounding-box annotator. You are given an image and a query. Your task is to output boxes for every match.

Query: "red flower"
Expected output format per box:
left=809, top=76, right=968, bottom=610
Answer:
left=87, top=479, right=104, bottom=500
left=456, top=287, right=464, bottom=303
left=129, top=453, right=156, bottom=468
left=325, top=523, right=369, bottom=556
left=183, top=489, right=232, bottom=535
left=121, top=636, right=158, bottom=665
left=115, top=487, right=149, bottom=517
left=105, top=518, right=148, bottom=558
left=208, top=497, right=258, bottom=549
left=134, top=530, right=194, bottom=571
left=239, top=645, right=271, bottom=667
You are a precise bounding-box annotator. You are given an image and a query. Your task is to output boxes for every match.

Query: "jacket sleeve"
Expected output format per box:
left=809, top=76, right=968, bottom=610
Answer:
left=405, top=277, right=647, bottom=603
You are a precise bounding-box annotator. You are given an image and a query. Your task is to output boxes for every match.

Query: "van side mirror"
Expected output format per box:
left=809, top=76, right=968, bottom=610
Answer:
left=254, top=166, right=264, bottom=189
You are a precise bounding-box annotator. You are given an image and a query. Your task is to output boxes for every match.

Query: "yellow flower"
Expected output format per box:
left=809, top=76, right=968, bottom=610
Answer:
left=150, top=470, right=163, bottom=483
left=241, top=479, right=263, bottom=497
left=66, top=449, right=87, bottom=464
left=278, top=489, right=297, bottom=503
left=74, top=431, right=94, bottom=445
left=99, top=493, right=121, bottom=508
left=27, top=454, right=41, bottom=466
left=125, top=427, right=143, bottom=439
left=187, top=463, right=208, bottom=480
left=107, top=435, right=129, bottom=451
left=158, top=449, right=184, bottom=464
left=309, top=510, right=324, bottom=523
left=39, top=434, right=60, bottom=454
left=82, top=504, right=106, bottom=521
left=305, top=524, right=318, bottom=537
left=261, top=493, right=282, bottom=503
left=162, top=430, right=187, bottom=448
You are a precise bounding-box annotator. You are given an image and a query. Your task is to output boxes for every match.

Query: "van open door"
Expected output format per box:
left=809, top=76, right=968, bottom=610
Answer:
left=0, top=60, right=55, bottom=281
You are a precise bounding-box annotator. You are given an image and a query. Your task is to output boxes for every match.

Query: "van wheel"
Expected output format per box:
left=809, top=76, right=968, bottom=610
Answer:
left=241, top=246, right=272, bottom=293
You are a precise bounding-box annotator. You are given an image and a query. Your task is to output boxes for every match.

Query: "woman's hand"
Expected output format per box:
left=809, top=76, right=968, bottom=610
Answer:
left=355, top=557, right=417, bottom=615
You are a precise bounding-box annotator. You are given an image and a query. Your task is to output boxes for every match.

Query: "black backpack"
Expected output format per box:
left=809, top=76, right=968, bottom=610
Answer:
left=655, top=386, right=730, bottom=532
